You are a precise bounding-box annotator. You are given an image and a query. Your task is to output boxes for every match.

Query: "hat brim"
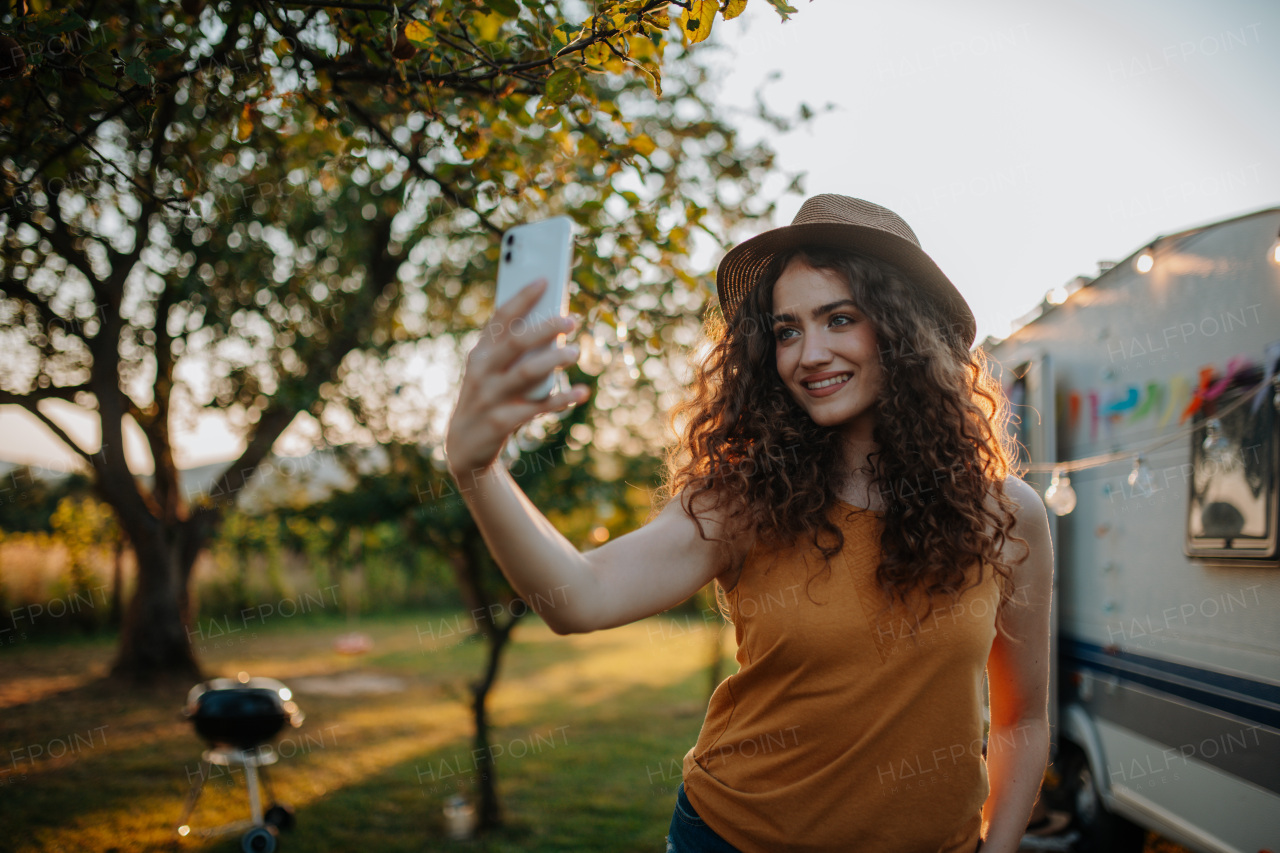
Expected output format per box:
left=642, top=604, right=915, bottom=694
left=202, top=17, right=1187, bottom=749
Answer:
left=716, top=222, right=976, bottom=348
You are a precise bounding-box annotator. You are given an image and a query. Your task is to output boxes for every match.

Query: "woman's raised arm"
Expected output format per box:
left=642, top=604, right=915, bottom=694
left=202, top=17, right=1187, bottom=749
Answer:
left=445, top=280, right=743, bottom=634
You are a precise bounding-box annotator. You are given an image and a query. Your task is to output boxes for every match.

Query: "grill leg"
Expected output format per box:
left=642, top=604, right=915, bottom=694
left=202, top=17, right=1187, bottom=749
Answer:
left=175, top=760, right=210, bottom=832
left=245, top=761, right=265, bottom=826
left=259, top=764, right=276, bottom=805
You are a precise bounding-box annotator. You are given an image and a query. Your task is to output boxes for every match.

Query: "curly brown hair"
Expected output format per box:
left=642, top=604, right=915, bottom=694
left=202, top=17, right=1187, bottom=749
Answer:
left=659, top=247, right=1027, bottom=632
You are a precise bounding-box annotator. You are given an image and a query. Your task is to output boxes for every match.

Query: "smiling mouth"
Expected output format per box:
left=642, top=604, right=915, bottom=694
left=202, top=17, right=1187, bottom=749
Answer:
left=804, top=374, right=851, bottom=390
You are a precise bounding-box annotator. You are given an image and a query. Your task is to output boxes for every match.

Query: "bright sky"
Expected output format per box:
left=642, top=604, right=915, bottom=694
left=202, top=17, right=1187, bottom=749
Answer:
left=710, top=0, right=1279, bottom=343
left=4, top=0, right=1277, bottom=471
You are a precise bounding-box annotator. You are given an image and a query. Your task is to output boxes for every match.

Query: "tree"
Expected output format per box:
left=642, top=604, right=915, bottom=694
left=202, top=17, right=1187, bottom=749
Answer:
left=305, top=371, right=661, bottom=829
left=0, top=0, right=800, bottom=680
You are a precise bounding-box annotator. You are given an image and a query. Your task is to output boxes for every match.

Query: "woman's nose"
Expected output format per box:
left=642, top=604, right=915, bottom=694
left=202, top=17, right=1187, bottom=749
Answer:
left=798, top=330, right=832, bottom=366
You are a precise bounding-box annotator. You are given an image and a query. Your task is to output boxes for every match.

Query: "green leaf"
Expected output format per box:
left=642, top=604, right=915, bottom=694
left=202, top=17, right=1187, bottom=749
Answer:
left=125, top=59, right=153, bottom=85
left=765, top=0, right=799, bottom=20
left=544, top=67, right=581, bottom=104
left=534, top=100, right=564, bottom=125
left=551, top=23, right=577, bottom=53
left=484, top=0, right=521, bottom=16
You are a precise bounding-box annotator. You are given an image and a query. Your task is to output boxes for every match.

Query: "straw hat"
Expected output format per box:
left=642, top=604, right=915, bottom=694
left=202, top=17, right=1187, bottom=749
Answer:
left=715, top=194, right=976, bottom=348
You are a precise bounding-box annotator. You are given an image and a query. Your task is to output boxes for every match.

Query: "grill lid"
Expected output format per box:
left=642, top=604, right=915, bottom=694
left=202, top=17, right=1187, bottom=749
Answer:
left=184, top=675, right=304, bottom=750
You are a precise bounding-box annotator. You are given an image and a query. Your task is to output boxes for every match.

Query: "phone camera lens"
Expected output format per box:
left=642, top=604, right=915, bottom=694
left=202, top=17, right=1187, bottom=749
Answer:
left=505, top=235, right=514, bottom=245
left=504, top=252, right=512, bottom=263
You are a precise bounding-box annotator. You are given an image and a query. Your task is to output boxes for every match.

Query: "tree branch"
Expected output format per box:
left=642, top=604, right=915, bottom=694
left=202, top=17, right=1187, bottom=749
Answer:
left=338, top=93, right=501, bottom=236
left=104, top=92, right=178, bottom=296
left=39, top=196, right=102, bottom=295
left=0, top=384, right=90, bottom=405
left=1, top=395, right=98, bottom=467
left=0, top=277, right=63, bottom=331
left=202, top=406, right=298, bottom=509
left=275, top=0, right=418, bottom=10
left=144, top=277, right=182, bottom=522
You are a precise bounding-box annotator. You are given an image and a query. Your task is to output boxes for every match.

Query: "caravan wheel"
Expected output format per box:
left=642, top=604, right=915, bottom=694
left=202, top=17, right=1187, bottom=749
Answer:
left=1062, top=746, right=1146, bottom=853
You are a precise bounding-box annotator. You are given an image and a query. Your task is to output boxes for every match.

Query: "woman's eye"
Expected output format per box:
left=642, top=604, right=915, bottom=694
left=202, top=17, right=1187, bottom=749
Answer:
left=831, top=314, right=856, bottom=327
left=774, top=327, right=796, bottom=341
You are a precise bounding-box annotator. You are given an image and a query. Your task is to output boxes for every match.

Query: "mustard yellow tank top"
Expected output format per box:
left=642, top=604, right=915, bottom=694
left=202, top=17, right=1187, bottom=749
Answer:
left=682, top=500, right=999, bottom=853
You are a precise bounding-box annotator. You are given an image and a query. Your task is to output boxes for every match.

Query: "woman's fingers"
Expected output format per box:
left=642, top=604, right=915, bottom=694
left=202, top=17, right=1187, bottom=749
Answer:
left=471, top=279, right=576, bottom=377
left=468, top=279, right=542, bottom=361
left=507, top=382, right=591, bottom=421
left=491, top=311, right=573, bottom=376
left=451, top=375, right=588, bottom=476
left=446, top=281, right=584, bottom=478
left=496, top=336, right=580, bottom=400
left=494, top=278, right=547, bottom=328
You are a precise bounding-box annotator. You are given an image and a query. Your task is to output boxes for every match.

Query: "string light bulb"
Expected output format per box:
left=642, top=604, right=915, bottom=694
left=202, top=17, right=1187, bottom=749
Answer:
left=1135, top=243, right=1156, bottom=274
left=1044, top=467, right=1077, bottom=516
left=1128, top=455, right=1156, bottom=497
left=1202, top=418, right=1234, bottom=468
left=1270, top=228, right=1280, bottom=265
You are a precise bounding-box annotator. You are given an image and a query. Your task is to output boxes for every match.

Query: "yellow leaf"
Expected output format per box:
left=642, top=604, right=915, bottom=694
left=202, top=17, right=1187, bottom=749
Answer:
left=461, top=132, right=489, bottom=160
left=722, top=0, right=748, bottom=20
left=682, top=0, right=715, bottom=43
left=631, top=133, right=656, bottom=156
left=475, top=12, right=502, bottom=41
left=404, top=20, right=433, bottom=47
left=584, top=41, right=610, bottom=66
left=644, top=9, right=671, bottom=28
left=236, top=104, right=253, bottom=142
left=639, top=61, right=661, bottom=95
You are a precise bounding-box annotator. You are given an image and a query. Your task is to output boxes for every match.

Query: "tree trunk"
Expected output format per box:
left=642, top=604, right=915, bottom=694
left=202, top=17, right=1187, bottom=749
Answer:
left=470, top=625, right=515, bottom=831
left=447, top=532, right=526, bottom=832
left=110, top=527, right=203, bottom=682
left=109, top=537, right=125, bottom=629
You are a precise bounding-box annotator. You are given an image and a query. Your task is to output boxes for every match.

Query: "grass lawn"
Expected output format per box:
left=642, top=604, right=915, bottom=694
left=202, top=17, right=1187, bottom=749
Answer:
left=0, top=610, right=725, bottom=853
left=0, top=610, right=1190, bottom=853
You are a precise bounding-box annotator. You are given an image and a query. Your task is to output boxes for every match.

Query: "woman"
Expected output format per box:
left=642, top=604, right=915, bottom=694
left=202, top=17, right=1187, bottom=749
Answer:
left=445, top=195, right=1053, bottom=853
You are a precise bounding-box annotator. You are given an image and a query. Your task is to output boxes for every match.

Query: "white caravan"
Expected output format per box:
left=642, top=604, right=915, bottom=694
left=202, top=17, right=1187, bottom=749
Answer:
left=981, top=206, right=1280, bottom=853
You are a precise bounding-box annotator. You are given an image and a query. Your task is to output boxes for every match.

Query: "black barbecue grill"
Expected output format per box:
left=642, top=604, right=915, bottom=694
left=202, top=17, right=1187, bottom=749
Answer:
left=176, top=675, right=305, bottom=853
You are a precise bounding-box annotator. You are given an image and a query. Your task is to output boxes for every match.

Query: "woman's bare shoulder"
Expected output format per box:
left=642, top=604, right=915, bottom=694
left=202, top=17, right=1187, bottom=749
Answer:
left=998, top=474, right=1045, bottom=515
left=975, top=474, right=1049, bottom=547
left=977, top=474, right=1041, bottom=515
left=675, top=487, right=757, bottom=590
left=985, top=474, right=1053, bottom=577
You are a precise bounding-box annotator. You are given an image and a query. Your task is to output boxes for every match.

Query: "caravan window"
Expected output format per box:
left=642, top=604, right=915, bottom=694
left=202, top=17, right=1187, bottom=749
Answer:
left=1185, top=367, right=1279, bottom=560
left=1006, top=368, right=1032, bottom=471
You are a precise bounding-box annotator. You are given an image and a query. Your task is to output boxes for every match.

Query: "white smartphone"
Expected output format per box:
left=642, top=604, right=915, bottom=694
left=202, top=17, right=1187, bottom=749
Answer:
left=494, top=215, right=574, bottom=401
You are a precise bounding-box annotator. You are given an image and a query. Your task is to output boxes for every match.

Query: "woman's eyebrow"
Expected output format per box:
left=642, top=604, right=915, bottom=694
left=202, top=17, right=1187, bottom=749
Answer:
left=771, top=299, right=860, bottom=324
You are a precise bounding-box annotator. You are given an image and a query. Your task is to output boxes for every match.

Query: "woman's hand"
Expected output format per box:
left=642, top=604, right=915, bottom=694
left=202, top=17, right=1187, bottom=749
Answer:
left=445, top=279, right=590, bottom=482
